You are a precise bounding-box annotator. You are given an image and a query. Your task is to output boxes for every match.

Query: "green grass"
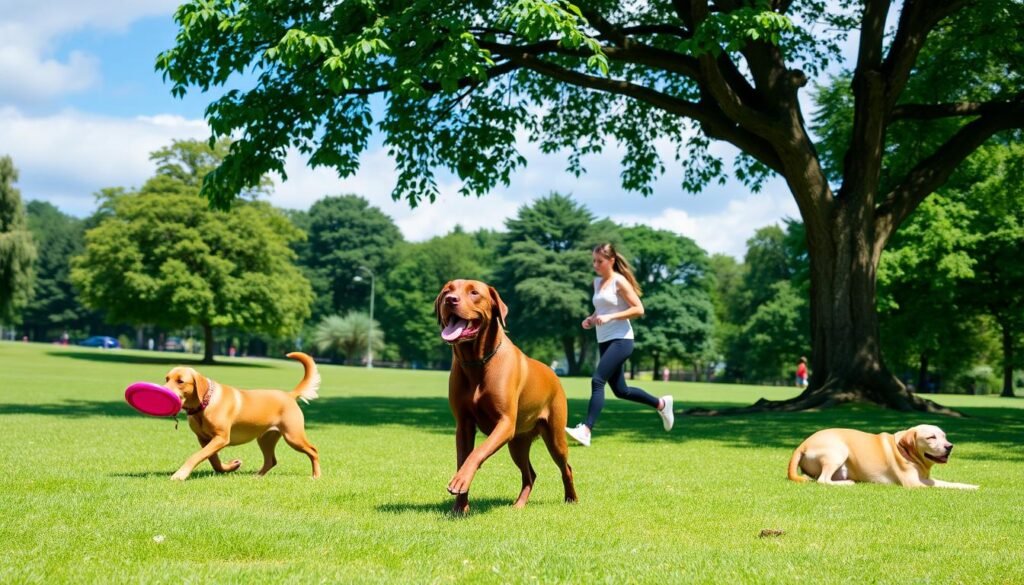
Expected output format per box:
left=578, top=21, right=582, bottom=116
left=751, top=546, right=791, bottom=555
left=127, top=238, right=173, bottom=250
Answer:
left=1, top=342, right=1021, bottom=584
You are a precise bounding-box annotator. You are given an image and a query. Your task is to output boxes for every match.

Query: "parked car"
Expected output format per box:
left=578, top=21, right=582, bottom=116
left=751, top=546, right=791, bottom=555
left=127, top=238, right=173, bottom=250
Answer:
left=164, top=337, right=186, bottom=352
left=79, top=336, right=120, bottom=349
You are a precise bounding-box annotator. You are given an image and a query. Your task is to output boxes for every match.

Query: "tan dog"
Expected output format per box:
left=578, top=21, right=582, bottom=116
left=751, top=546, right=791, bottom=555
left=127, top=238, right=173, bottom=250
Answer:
left=435, top=279, right=578, bottom=514
left=163, top=352, right=321, bottom=481
left=788, top=424, right=978, bottom=489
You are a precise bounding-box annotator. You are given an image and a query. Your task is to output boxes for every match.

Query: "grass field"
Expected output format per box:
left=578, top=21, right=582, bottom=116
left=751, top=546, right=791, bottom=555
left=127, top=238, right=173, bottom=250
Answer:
left=1, top=342, right=1021, bottom=584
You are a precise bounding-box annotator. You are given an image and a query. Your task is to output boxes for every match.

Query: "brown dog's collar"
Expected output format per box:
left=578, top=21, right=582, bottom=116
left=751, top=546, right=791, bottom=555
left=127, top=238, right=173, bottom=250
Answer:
left=454, top=341, right=503, bottom=368
left=185, top=379, right=216, bottom=416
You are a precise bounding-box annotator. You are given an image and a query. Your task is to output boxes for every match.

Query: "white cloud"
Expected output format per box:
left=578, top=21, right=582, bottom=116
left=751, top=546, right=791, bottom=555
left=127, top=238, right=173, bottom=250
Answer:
left=614, top=186, right=800, bottom=259
left=268, top=147, right=523, bottom=240
left=0, top=44, right=100, bottom=103
left=0, top=0, right=180, bottom=104
left=0, top=106, right=207, bottom=214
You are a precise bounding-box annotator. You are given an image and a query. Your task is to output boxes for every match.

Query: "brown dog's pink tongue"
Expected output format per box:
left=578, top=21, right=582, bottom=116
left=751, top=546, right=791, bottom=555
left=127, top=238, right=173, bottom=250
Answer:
left=441, top=319, right=468, bottom=342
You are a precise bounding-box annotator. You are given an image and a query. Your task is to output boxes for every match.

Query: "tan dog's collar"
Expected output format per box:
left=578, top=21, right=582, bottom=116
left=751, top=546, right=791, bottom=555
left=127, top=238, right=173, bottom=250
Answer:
left=455, top=341, right=503, bottom=368
left=185, top=379, right=217, bottom=416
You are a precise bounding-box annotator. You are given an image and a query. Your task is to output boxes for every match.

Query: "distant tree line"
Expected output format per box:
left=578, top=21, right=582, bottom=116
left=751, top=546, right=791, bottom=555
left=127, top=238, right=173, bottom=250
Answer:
left=1, top=139, right=1021, bottom=394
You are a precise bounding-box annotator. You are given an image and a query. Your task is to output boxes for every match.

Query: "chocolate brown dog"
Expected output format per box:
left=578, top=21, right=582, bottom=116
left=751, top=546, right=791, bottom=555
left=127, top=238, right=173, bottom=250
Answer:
left=163, top=352, right=321, bottom=481
left=435, top=279, right=577, bottom=514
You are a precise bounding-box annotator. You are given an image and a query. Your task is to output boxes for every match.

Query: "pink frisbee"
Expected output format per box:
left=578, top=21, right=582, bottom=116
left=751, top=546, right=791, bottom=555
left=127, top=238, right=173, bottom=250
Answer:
left=125, top=382, right=182, bottom=417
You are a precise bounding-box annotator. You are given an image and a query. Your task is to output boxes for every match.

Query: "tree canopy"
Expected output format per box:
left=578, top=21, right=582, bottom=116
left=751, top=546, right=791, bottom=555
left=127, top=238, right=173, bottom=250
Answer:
left=293, top=195, right=404, bottom=321
left=22, top=201, right=97, bottom=340
left=158, top=0, right=1024, bottom=411
left=496, top=193, right=615, bottom=374
left=0, top=156, right=36, bottom=326
left=621, top=225, right=715, bottom=375
left=71, top=143, right=313, bottom=362
left=380, top=227, right=497, bottom=366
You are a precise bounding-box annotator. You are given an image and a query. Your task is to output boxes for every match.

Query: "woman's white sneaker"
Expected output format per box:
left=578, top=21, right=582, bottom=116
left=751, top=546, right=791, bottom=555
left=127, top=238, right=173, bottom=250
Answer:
left=565, top=423, right=591, bottom=447
left=658, top=395, right=675, bottom=431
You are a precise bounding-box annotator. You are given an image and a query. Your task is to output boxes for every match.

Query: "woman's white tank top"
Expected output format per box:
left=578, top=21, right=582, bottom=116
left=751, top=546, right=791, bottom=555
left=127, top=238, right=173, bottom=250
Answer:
left=593, top=275, right=634, bottom=342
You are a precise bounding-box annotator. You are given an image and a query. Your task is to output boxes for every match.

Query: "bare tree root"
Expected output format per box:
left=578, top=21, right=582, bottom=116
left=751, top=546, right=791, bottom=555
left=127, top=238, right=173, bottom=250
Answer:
left=686, top=377, right=963, bottom=417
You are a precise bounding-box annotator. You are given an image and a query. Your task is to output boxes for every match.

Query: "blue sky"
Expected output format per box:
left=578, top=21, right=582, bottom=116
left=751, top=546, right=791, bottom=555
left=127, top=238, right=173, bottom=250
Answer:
left=1, top=1, right=807, bottom=258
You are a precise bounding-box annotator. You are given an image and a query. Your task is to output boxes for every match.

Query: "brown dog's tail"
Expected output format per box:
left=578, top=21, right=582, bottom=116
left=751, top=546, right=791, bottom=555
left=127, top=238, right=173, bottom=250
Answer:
left=286, top=352, right=321, bottom=404
left=788, top=443, right=809, bottom=483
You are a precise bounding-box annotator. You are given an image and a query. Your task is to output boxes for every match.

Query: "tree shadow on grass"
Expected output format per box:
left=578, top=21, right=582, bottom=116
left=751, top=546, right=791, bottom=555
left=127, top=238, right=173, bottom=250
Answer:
left=0, top=399, right=157, bottom=419
left=45, top=349, right=272, bottom=368
left=307, top=395, right=1024, bottom=463
left=6, top=394, right=1022, bottom=463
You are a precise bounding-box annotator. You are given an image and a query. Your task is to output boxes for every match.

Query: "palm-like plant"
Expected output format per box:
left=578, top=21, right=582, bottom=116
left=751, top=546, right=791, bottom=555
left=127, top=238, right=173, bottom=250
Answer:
left=313, top=311, right=383, bottom=364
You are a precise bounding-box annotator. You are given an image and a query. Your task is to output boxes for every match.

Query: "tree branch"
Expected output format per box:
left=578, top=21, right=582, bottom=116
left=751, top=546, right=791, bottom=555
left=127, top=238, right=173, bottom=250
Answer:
left=891, top=94, right=1024, bottom=120
left=881, top=0, right=969, bottom=112
left=496, top=50, right=783, bottom=173
left=857, top=0, right=891, bottom=71
left=875, top=103, right=1024, bottom=246
left=477, top=39, right=703, bottom=82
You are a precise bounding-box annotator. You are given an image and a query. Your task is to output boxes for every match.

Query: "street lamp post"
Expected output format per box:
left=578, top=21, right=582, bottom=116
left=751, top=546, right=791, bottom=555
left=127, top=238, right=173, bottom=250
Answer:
left=355, top=266, right=375, bottom=368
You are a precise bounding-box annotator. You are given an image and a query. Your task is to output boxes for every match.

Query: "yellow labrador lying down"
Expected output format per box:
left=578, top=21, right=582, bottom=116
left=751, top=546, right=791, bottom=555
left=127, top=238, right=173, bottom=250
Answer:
left=788, top=424, right=978, bottom=489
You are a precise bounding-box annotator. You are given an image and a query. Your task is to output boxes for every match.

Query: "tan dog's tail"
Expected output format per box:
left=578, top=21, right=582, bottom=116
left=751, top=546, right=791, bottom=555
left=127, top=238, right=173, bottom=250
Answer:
left=286, top=352, right=321, bottom=404
left=788, top=444, right=809, bottom=483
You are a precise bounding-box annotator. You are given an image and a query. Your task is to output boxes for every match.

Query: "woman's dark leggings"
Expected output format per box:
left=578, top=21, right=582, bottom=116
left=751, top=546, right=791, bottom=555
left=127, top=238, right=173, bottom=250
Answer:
left=585, top=338, right=660, bottom=429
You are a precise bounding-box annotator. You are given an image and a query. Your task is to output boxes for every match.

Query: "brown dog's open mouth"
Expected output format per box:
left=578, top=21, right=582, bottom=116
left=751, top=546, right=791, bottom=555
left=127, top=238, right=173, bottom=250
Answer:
left=441, top=318, right=481, bottom=343
left=925, top=453, right=949, bottom=464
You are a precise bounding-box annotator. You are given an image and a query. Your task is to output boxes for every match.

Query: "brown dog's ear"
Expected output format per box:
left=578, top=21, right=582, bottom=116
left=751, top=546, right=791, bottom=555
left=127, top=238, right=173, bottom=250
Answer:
left=434, top=282, right=451, bottom=326
left=488, top=286, right=509, bottom=330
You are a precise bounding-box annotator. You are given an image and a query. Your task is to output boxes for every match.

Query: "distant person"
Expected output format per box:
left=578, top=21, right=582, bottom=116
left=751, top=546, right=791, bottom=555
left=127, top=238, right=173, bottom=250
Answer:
left=796, top=357, right=809, bottom=388
left=565, top=243, right=674, bottom=447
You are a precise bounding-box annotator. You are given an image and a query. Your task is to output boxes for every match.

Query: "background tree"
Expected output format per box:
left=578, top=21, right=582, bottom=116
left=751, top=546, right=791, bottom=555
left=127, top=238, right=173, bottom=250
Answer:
left=719, top=224, right=809, bottom=382
left=740, top=280, right=808, bottom=382
left=953, top=145, right=1024, bottom=397
left=313, top=311, right=384, bottom=364
left=158, top=0, right=1024, bottom=411
left=708, top=253, right=746, bottom=380
left=21, top=202, right=101, bottom=341
left=0, top=156, right=36, bottom=333
left=496, top=193, right=614, bottom=375
left=621, top=225, right=715, bottom=378
left=380, top=227, right=497, bottom=366
left=150, top=138, right=267, bottom=197
left=876, top=193, right=980, bottom=392
left=71, top=143, right=312, bottom=363
left=298, top=195, right=403, bottom=321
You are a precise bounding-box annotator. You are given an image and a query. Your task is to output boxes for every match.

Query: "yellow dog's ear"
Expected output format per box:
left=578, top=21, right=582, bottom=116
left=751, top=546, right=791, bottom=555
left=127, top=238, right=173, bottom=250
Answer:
left=898, top=429, right=920, bottom=461
left=193, top=371, right=209, bottom=400
left=488, top=286, right=509, bottom=330
left=434, top=282, right=452, bottom=326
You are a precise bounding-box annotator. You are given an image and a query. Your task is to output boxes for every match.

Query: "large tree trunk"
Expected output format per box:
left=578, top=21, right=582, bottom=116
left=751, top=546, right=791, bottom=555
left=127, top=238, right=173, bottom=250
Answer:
left=202, top=322, right=215, bottom=364
left=1000, top=319, right=1016, bottom=398
left=563, top=334, right=592, bottom=376
left=561, top=335, right=578, bottom=375
left=691, top=194, right=958, bottom=416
